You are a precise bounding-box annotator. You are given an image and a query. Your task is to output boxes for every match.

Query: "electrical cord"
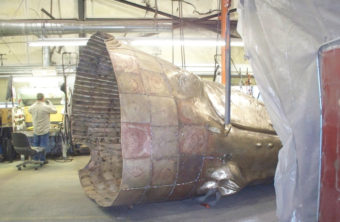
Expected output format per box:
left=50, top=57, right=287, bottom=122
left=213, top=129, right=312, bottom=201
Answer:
left=0, top=38, right=23, bottom=64
left=13, top=0, right=24, bottom=17
left=57, top=0, right=62, bottom=18
left=179, top=0, right=186, bottom=69
left=154, top=0, right=158, bottom=18
left=172, top=0, right=220, bottom=15
left=171, top=0, right=175, bottom=64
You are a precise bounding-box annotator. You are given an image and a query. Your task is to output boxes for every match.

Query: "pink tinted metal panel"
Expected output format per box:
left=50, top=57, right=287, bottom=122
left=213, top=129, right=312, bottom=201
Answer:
left=121, top=123, right=151, bottom=159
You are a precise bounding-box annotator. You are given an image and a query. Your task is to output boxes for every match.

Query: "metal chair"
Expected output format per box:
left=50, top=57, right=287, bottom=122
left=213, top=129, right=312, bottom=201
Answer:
left=11, top=132, right=45, bottom=170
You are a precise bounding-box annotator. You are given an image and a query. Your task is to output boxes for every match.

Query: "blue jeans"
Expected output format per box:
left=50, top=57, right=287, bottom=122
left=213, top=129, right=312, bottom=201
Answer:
left=33, top=133, right=49, bottom=161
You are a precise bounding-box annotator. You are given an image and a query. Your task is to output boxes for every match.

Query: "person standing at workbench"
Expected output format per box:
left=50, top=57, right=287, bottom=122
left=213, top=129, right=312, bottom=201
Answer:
left=29, top=93, right=57, bottom=163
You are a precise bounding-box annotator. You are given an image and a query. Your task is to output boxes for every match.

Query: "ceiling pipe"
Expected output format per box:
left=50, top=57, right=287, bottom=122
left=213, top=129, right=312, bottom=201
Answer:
left=0, top=19, right=172, bottom=36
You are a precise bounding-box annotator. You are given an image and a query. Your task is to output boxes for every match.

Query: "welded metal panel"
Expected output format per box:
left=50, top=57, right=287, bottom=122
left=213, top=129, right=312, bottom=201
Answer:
left=149, top=96, right=178, bottom=126
left=151, top=126, right=179, bottom=159
left=121, top=158, right=151, bottom=189
left=140, top=70, right=171, bottom=96
left=113, top=189, right=145, bottom=206
left=121, top=123, right=151, bottom=159
left=177, top=98, right=207, bottom=125
left=179, top=125, right=208, bottom=155
left=134, top=51, right=163, bottom=73
left=109, top=50, right=139, bottom=74
left=143, top=186, right=173, bottom=203
left=151, top=158, right=177, bottom=186
left=169, top=183, right=196, bottom=200
left=177, top=155, right=203, bottom=184
left=120, top=94, right=150, bottom=123
left=115, top=72, right=145, bottom=94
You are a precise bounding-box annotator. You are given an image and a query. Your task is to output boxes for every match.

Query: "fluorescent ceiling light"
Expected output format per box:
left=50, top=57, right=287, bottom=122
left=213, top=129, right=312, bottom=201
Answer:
left=129, top=39, right=226, bottom=47
left=230, top=38, right=244, bottom=47
left=128, top=38, right=244, bottom=47
left=32, top=67, right=57, bottom=76
left=13, top=76, right=61, bottom=82
left=28, top=38, right=89, bottom=47
left=28, top=37, right=244, bottom=47
left=13, top=76, right=62, bottom=88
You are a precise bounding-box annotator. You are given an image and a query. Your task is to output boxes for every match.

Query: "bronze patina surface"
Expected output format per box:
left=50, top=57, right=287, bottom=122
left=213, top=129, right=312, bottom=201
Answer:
left=71, top=32, right=281, bottom=207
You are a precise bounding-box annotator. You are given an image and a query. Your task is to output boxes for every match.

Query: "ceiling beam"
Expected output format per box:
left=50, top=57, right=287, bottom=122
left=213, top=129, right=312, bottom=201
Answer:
left=114, top=0, right=181, bottom=21
left=78, top=0, right=85, bottom=21
left=41, top=8, right=55, bottom=19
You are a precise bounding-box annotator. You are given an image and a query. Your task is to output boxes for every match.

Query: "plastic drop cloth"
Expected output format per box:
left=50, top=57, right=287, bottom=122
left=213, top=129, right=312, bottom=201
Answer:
left=237, top=1, right=340, bottom=221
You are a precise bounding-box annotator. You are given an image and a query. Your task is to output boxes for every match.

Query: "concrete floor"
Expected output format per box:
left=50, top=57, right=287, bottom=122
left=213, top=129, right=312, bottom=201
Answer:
left=0, top=156, right=278, bottom=222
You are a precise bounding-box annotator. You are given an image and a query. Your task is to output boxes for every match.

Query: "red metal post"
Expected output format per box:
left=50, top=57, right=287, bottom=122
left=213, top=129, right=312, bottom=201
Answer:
left=221, top=0, right=230, bottom=85
left=319, top=47, right=340, bottom=222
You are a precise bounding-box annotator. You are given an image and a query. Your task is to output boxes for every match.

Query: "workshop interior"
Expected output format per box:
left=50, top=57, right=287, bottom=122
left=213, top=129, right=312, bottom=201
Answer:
left=0, top=1, right=339, bottom=222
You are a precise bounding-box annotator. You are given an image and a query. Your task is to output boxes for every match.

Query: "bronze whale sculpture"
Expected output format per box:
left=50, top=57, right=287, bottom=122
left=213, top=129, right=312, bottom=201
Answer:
left=71, top=32, right=281, bottom=207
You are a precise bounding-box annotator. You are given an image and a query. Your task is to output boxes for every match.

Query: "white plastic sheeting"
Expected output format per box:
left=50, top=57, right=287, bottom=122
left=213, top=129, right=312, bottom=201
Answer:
left=237, top=1, right=340, bottom=221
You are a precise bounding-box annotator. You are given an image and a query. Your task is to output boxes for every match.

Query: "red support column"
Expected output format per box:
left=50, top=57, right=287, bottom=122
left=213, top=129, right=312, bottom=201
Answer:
left=221, top=0, right=230, bottom=85
left=319, top=47, right=340, bottom=222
